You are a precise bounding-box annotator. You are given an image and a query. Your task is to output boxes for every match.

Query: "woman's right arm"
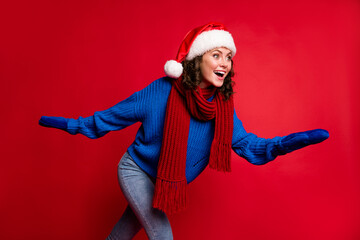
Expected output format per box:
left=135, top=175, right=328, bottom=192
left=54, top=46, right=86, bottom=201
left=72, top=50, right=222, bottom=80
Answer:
left=39, top=91, right=141, bottom=139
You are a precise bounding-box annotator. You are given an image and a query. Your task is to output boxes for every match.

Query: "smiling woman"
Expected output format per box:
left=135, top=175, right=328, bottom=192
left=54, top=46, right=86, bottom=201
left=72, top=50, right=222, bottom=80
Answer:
left=182, top=49, right=235, bottom=100
left=38, top=22, right=329, bottom=240
left=199, top=47, right=232, bottom=88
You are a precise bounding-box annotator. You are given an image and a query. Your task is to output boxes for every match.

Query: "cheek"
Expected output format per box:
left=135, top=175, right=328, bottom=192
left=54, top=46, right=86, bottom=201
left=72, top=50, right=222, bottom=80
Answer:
left=200, top=65, right=212, bottom=79
left=206, top=59, right=217, bottom=69
left=200, top=59, right=216, bottom=75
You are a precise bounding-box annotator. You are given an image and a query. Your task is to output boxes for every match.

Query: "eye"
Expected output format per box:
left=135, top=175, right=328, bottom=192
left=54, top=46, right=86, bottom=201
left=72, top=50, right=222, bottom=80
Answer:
left=226, top=56, right=232, bottom=61
left=213, top=54, right=219, bottom=59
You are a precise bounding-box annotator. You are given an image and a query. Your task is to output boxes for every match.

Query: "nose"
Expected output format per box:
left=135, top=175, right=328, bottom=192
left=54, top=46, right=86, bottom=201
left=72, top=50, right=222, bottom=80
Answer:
left=219, top=57, right=229, bottom=69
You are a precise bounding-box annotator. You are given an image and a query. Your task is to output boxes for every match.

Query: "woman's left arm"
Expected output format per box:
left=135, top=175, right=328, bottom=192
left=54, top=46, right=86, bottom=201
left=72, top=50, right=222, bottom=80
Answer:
left=232, top=111, right=329, bottom=165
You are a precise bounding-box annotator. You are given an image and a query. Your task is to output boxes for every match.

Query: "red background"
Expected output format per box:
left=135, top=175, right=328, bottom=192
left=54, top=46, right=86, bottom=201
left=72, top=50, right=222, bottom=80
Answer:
left=1, top=0, right=359, bottom=239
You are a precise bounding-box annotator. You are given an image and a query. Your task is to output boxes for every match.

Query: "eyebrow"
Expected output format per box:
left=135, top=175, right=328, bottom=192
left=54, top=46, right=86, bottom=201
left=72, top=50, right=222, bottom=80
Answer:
left=212, top=49, right=232, bottom=56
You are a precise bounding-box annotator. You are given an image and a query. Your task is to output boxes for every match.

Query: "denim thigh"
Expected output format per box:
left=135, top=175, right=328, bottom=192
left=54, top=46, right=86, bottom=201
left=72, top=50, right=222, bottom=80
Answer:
left=117, top=152, right=173, bottom=240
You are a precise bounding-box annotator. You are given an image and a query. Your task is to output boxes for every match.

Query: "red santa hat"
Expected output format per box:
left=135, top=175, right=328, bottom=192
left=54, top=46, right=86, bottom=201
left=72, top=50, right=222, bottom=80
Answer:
left=164, top=22, right=237, bottom=79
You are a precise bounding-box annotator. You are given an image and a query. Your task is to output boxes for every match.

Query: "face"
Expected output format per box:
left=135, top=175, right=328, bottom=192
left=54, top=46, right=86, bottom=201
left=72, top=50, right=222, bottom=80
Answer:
left=199, top=47, right=232, bottom=88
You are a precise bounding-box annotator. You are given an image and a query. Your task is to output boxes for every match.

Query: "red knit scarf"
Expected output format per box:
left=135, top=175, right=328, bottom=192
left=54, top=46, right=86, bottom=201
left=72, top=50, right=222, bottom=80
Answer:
left=152, top=77, right=234, bottom=214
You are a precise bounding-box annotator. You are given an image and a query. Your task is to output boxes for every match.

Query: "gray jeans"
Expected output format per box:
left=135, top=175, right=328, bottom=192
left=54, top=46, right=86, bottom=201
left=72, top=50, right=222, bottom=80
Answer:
left=106, top=152, right=173, bottom=240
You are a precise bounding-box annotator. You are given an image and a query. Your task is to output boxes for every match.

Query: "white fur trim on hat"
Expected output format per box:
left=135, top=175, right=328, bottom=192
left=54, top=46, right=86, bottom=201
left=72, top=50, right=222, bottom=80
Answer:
left=164, top=60, right=183, bottom=79
left=186, top=30, right=236, bottom=61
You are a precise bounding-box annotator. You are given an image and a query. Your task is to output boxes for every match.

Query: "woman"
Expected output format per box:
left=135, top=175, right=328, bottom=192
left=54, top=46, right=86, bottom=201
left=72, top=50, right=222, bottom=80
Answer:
left=39, top=22, right=329, bottom=240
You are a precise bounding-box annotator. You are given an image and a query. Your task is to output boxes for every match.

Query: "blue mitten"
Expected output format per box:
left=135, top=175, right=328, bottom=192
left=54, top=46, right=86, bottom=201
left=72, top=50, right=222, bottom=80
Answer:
left=277, top=129, right=329, bottom=155
left=39, top=116, right=68, bottom=130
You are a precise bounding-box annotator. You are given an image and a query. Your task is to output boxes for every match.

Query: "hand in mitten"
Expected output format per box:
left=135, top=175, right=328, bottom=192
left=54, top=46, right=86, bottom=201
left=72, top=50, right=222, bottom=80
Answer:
left=39, top=116, right=68, bottom=130
left=277, top=129, right=329, bottom=155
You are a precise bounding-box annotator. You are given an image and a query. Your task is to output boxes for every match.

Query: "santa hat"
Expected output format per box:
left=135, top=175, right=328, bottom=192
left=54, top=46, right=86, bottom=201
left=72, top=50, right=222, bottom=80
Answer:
left=164, top=22, right=237, bottom=79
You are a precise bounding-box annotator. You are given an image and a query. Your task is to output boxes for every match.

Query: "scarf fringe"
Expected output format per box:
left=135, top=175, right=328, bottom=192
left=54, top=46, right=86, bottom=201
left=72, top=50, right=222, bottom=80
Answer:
left=209, top=140, right=232, bottom=172
left=152, top=178, right=187, bottom=214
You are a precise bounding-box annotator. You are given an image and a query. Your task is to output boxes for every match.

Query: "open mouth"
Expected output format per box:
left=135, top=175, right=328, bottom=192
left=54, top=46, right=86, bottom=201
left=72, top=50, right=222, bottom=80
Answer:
left=214, top=70, right=225, bottom=78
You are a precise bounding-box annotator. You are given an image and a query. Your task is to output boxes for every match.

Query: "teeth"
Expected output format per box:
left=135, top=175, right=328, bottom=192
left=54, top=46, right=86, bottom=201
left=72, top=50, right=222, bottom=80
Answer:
left=214, top=71, right=225, bottom=77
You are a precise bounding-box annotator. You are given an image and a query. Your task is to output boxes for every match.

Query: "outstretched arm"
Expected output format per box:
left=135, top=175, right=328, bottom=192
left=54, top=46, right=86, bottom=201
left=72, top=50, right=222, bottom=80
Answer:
left=39, top=92, right=141, bottom=139
left=232, top=112, right=329, bottom=165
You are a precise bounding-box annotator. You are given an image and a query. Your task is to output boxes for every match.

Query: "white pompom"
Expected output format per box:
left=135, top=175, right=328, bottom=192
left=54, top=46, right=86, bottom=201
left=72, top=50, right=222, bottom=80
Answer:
left=164, top=60, right=183, bottom=78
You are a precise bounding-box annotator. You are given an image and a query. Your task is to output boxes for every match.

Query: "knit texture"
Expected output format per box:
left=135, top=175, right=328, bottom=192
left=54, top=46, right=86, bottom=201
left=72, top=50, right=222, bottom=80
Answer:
left=152, top=77, right=233, bottom=214
left=66, top=77, right=283, bottom=183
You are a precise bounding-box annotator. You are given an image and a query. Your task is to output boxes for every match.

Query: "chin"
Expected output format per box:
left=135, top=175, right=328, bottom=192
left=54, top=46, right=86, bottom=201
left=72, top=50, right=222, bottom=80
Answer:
left=213, top=80, right=224, bottom=88
left=200, top=77, right=225, bottom=88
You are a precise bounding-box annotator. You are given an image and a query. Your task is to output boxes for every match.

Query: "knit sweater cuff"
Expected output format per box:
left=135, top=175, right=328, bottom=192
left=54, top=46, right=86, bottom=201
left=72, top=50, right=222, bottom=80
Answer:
left=268, top=136, right=287, bottom=160
left=67, top=118, right=80, bottom=135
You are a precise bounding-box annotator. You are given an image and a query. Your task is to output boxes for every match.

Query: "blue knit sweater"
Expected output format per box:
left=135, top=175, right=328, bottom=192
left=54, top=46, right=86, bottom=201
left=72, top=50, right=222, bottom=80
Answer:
left=66, top=77, right=283, bottom=183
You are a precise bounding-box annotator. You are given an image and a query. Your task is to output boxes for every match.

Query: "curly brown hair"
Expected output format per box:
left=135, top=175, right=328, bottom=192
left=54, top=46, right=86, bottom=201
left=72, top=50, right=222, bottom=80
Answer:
left=181, top=55, right=235, bottom=100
